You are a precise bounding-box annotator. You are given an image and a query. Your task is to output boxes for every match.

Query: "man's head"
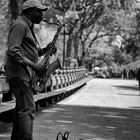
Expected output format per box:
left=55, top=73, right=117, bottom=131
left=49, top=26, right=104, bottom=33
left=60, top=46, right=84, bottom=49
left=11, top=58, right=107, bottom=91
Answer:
left=22, top=0, right=48, bottom=24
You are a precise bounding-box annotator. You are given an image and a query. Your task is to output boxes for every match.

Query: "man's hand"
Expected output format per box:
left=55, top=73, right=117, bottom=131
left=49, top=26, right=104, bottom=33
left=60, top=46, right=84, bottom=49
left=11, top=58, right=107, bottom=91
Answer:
left=32, top=64, right=46, bottom=77
left=51, top=47, right=57, bottom=55
left=38, top=42, right=54, bottom=57
left=21, top=57, right=46, bottom=77
left=47, top=42, right=53, bottom=49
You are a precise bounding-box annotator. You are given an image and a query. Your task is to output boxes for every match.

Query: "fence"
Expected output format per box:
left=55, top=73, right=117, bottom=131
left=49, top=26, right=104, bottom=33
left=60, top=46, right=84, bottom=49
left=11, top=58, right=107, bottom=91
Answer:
left=0, top=67, right=91, bottom=113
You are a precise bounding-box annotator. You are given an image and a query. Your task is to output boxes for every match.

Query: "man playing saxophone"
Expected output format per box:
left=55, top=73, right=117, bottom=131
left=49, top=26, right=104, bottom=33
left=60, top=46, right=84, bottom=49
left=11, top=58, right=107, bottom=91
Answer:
left=5, top=0, right=57, bottom=139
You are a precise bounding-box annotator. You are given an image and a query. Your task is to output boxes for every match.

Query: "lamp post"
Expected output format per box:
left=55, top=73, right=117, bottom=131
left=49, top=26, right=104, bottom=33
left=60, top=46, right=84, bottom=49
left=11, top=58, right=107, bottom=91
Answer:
left=63, top=19, right=66, bottom=68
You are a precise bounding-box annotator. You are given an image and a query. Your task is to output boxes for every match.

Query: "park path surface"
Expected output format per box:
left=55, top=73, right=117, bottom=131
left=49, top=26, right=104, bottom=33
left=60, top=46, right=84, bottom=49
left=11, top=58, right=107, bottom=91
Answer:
left=59, top=78, right=140, bottom=108
left=1, top=78, right=140, bottom=140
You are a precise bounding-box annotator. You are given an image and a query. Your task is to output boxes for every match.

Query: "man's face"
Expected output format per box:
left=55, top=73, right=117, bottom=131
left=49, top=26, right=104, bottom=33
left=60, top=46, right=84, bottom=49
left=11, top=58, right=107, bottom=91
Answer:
left=32, top=7, right=43, bottom=24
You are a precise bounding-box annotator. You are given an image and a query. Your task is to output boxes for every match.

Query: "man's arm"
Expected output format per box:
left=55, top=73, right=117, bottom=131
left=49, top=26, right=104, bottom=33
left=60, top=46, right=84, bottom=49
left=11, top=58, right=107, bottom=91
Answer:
left=7, top=23, right=44, bottom=72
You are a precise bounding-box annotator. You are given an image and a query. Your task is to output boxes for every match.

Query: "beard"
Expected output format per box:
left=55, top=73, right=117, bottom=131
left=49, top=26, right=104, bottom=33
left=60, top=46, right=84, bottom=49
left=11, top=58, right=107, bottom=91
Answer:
left=32, top=15, right=42, bottom=24
left=25, top=10, right=43, bottom=24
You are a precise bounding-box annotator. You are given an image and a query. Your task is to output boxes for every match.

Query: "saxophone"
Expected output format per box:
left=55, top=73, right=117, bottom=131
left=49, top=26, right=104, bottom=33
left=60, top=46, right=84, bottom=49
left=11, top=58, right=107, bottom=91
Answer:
left=33, top=24, right=63, bottom=93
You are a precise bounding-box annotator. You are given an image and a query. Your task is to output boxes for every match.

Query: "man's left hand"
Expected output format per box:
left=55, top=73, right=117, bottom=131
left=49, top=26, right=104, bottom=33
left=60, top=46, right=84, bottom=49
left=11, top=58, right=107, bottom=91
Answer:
left=51, top=47, right=57, bottom=55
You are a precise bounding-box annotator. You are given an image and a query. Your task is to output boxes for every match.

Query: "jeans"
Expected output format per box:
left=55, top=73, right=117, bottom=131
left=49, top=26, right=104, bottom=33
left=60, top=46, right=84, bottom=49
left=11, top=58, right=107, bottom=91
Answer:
left=9, top=78, right=35, bottom=140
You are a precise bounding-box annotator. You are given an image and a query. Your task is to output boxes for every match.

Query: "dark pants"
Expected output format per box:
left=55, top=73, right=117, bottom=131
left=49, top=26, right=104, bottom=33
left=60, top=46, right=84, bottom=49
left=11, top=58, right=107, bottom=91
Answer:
left=9, top=78, right=35, bottom=140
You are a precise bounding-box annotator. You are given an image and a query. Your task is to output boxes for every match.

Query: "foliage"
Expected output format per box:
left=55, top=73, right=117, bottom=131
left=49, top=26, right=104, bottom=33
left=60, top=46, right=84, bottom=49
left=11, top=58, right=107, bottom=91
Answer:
left=85, top=0, right=140, bottom=70
left=0, top=0, right=9, bottom=63
left=0, top=0, right=140, bottom=69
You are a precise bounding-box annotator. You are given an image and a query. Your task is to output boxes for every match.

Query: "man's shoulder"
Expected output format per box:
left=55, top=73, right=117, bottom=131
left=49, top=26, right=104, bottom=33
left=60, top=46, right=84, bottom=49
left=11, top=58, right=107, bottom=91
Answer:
left=13, top=16, right=27, bottom=27
left=9, top=16, right=29, bottom=33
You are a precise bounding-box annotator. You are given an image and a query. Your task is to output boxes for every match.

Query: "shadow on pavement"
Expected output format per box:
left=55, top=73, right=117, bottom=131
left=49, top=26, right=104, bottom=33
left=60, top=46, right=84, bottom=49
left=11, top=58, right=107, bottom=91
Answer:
left=118, top=93, right=139, bottom=96
left=1, top=104, right=140, bottom=140
left=34, top=104, right=140, bottom=140
left=113, top=85, right=139, bottom=91
left=0, top=104, right=140, bottom=140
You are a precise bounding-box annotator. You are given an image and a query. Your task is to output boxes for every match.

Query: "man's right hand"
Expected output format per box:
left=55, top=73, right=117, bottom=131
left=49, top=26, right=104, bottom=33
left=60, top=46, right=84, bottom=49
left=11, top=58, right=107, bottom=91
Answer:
left=21, top=57, right=46, bottom=77
left=32, top=64, right=46, bottom=77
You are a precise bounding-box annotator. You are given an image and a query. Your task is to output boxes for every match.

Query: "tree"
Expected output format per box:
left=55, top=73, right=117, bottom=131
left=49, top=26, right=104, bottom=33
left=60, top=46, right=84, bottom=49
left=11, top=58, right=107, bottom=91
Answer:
left=0, top=0, right=9, bottom=63
left=0, top=0, right=139, bottom=68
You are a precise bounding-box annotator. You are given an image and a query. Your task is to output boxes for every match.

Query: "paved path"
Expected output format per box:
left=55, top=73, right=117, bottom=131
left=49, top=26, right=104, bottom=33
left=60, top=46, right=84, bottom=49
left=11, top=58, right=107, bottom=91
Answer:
left=59, top=78, right=140, bottom=109
left=1, top=78, right=140, bottom=140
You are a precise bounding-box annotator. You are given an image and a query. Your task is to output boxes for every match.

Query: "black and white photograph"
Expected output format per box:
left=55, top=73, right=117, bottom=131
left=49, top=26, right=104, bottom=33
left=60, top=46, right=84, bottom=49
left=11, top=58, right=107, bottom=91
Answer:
left=0, top=0, right=140, bottom=140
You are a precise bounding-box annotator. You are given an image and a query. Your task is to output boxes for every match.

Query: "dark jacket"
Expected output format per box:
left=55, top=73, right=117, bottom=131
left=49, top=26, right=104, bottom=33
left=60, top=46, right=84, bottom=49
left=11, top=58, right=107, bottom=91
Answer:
left=6, top=15, right=39, bottom=82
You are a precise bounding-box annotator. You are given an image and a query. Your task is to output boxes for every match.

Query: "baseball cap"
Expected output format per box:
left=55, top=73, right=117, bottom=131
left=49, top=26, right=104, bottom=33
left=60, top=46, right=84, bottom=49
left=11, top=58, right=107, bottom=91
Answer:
left=23, top=0, right=48, bottom=11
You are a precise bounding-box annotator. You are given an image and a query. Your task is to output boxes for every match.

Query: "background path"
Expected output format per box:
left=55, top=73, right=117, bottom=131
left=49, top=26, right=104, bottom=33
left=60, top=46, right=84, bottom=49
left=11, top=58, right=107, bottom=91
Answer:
left=1, top=78, right=140, bottom=140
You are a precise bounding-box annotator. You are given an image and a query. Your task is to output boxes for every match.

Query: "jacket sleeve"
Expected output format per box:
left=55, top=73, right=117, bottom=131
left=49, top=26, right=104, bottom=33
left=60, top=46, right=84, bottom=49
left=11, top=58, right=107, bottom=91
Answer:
left=7, top=23, right=27, bottom=64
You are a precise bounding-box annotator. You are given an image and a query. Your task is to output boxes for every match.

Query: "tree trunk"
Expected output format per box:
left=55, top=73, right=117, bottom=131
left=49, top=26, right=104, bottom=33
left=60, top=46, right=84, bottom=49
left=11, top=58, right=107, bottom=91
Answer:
left=80, top=40, right=85, bottom=66
left=65, top=34, right=73, bottom=67
left=73, top=36, right=79, bottom=59
left=10, top=0, right=25, bottom=20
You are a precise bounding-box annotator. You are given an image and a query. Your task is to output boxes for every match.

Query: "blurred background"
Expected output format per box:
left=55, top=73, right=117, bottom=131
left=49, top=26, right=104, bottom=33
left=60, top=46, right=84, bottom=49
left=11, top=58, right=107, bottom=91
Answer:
left=0, top=0, right=140, bottom=78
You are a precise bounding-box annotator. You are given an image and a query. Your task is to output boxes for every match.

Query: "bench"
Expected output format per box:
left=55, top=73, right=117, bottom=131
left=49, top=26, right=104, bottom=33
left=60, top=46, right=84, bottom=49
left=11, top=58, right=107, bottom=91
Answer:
left=0, top=76, right=92, bottom=113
